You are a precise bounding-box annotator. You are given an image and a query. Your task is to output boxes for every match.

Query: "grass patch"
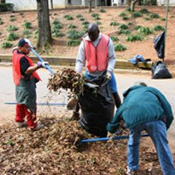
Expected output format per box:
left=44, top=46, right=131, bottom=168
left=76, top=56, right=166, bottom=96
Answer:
left=110, top=22, right=120, bottom=26
left=76, top=14, right=83, bottom=18
left=153, top=25, right=164, bottom=31
left=67, top=30, right=84, bottom=40
left=1, top=42, right=13, bottom=48
left=119, top=24, right=129, bottom=30
left=68, top=24, right=77, bottom=29
left=139, top=9, right=150, bottom=14
left=23, top=21, right=32, bottom=29
left=64, top=14, right=74, bottom=20
left=111, top=36, right=119, bottom=42
left=100, top=8, right=106, bottom=13
left=118, top=30, right=131, bottom=35
left=6, top=32, right=19, bottom=41
left=132, top=12, right=143, bottom=18
left=7, top=25, right=18, bottom=32
left=67, top=40, right=80, bottom=46
left=91, top=13, right=99, bottom=18
left=126, top=34, right=143, bottom=42
left=150, top=13, right=160, bottom=19
left=138, top=27, right=153, bottom=35
left=114, top=44, right=127, bottom=51
left=52, top=31, right=65, bottom=37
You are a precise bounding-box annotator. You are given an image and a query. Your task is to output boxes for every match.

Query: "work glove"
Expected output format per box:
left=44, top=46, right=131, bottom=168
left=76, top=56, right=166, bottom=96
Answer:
left=37, top=61, right=49, bottom=68
left=106, top=71, right=112, bottom=80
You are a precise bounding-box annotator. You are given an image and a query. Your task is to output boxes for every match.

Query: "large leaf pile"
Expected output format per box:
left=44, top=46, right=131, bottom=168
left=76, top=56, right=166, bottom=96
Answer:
left=0, top=114, right=161, bottom=175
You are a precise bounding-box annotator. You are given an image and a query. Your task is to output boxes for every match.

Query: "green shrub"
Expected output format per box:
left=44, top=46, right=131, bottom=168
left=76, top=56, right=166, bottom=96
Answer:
left=82, top=21, right=89, bottom=25
left=52, top=19, right=61, bottom=25
left=91, top=13, right=99, bottom=18
left=80, top=17, right=85, bottom=21
left=134, top=25, right=142, bottom=30
left=132, top=12, right=143, bottom=18
left=1, top=42, right=13, bottom=48
left=122, top=16, right=129, bottom=20
left=118, top=30, right=131, bottom=35
left=0, top=3, right=14, bottom=12
left=110, top=22, right=120, bottom=26
left=139, top=9, right=150, bottom=14
left=23, top=29, right=32, bottom=35
left=128, top=22, right=133, bottom=26
left=119, top=24, right=129, bottom=30
left=67, top=40, right=80, bottom=46
left=52, top=23, right=63, bottom=32
left=143, top=17, right=151, bottom=21
left=119, top=12, right=127, bottom=17
left=67, top=30, right=84, bottom=40
left=153, top=25, right=164, bottom=31
left=93, top=16, right=100, bottom=20
left=114, top=44, right=127, bottom=51
left=100, top=8, right=106, bottom=13
left=23, top=21, right=32, bottom=29
left=126, top=34, right=143, bottom=42
left=111, top=36, right=119, bottom=42
left=161, top=18, right=166, bottom=21
left=6, top=32, right=19, bottom=41
left=138, top=27, right=153, bottom=35
left=83, top=24, right=88, bottom=32
left=96, top=21, right=101, bottom=25
left=7, top=25, right=18, bottom=32
left=64, top=14, right=74, bottom=20
left=68, top=24, right=77, bottom=29
left=52, top=31, right=65, bottom=37
left=150, top=13, right=160, bottom=19
left=76, top=14, right=83, bottom=18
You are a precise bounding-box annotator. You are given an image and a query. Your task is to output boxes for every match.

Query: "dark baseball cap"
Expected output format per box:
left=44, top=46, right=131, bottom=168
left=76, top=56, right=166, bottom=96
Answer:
left=18, top=38, right=29, bottom=47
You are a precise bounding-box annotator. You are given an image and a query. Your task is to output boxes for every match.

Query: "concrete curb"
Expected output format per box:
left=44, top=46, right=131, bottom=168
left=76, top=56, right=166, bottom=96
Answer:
left=0, top=54, right=152, bottom=70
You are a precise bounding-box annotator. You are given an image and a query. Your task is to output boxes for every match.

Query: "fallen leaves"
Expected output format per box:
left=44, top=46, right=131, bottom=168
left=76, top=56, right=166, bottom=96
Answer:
left=0, top=115, right=162, bottom=175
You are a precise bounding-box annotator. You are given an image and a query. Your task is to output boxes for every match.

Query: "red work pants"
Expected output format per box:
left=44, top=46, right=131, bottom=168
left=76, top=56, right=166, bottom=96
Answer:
left=15, top=104, right=37, bottom=129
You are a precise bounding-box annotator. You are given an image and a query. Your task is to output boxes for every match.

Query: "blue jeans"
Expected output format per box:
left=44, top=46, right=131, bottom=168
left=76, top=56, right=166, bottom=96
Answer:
left=127, top=120, right=175, bottom=175
left=84, top=71, right=117, bottom=93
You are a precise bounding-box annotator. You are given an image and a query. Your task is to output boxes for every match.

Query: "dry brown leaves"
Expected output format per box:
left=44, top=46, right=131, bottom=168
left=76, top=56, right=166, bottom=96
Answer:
left=0, top=115, right=162, bottom=175
left=47, top=68, right=85, bottom=98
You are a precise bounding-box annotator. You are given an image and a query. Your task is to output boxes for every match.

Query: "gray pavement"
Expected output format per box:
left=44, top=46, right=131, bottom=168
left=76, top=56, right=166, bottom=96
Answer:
left=0, top=65, right=175, bottom=154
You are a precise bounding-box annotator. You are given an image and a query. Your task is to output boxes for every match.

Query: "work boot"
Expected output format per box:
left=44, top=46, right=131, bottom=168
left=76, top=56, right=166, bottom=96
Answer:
left=31, top=121, right=43, bottom=131
left=15, top=121, right=27, bottom=128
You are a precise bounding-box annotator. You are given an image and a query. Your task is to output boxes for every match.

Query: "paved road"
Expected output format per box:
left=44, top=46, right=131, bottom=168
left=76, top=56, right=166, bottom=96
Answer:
left=0, top=65, right=175, bottom=153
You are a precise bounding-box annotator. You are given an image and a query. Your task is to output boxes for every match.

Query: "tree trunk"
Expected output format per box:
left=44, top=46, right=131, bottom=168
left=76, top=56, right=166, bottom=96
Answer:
left=36, top=0, right=52, bottom=50
left=88, top=0, right=92, bottom=13
left=50, top=0, right=53, bottom=9
left=130, top=0, right=138, bottom=12
left=0, top=0, right=6, bottom=3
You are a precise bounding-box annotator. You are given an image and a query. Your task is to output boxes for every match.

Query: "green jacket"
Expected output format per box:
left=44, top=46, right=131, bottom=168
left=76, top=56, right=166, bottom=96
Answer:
left=107, top=86, right=174, bottom=133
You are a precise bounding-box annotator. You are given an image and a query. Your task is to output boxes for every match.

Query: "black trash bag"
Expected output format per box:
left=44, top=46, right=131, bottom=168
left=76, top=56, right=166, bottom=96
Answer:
left=153, top=31, right=165, bottom=59
left=78, top=76, right=115, bottom=137
left=151, top=61, right=172, bottom=79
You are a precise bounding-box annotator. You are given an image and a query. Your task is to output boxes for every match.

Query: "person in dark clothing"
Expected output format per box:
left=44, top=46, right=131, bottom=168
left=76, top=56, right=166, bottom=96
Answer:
left=107, top=82, right=175, bottom=175
left=12, top=38, right=47, bottom=130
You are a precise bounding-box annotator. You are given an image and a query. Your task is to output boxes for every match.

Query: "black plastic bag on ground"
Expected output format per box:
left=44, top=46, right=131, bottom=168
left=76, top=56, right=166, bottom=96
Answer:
left=153, top=31, right=165, bottom=59
left=151, top=61, right=172, bottom=79
left=78, top=76, right=115, bottom=137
